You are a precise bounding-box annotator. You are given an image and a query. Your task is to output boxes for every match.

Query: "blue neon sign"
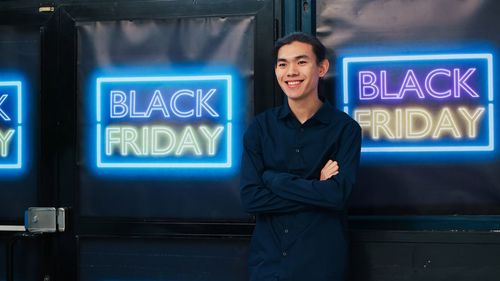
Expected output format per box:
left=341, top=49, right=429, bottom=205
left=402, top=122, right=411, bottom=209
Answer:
left=341, top=53, right=494, bottom=154
left=0, top=81, right=22, bottom=169
left=96, top=75, right=234, bottom=168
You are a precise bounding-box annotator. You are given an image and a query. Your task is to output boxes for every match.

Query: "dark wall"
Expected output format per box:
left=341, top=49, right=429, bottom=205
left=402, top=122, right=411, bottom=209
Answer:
left=349, top=230, right=500, bottom=281
left=1, top=1, right=276, bottom=281
left=316, top=1, right=500, bottom=280
left=1, top=1, right=500, bottom=281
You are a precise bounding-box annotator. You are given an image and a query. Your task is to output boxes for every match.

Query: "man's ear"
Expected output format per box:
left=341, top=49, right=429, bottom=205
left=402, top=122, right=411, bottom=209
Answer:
left=318, top=59, right=330, bottom=78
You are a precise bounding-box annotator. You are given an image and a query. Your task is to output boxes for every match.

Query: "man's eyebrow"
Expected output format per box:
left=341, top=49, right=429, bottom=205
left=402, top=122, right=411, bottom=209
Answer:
left=277, top=54, right=312, bottom=62
left=295, top=55, right=311, bottom=60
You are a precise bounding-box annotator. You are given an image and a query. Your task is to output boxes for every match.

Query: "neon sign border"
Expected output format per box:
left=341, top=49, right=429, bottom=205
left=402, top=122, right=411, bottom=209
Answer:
left=0, top=81, right=22, bottom=169
left=342, top=53, right=494, bottom=153
left=95, top=75, right=233, bottom=168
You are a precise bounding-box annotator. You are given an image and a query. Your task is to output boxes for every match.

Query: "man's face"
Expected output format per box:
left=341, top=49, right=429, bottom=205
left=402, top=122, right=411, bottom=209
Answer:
left=275, top=41, right=329, bottom=102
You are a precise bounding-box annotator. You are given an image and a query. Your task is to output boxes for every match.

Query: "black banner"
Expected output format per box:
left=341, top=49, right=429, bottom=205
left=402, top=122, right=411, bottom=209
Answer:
left=317, top=0, right=500, bottom=215
left=77, top=17, right=255, bottom=219
left=0, top=26, right=39, bottom=221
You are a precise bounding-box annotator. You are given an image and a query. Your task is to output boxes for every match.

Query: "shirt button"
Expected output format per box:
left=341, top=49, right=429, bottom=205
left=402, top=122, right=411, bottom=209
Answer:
left=295, top=149, right=300, bottom=153
left=284, top=229, right=289, bottom=233
left=282, top=251, right=287, bottom=257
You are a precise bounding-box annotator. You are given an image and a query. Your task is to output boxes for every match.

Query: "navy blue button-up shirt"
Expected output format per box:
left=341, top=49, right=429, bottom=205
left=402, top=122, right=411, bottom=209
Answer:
left=240, top=99, right=361, bottom=281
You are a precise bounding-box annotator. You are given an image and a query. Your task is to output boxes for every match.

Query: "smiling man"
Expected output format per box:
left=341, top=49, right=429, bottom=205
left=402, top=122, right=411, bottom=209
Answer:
left=240, top=32, right=362, bottom=281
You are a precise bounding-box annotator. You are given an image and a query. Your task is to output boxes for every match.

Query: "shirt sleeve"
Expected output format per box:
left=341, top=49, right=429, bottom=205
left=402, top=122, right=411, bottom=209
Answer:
left=262, top=121, right=361, bottom=211
left=240, top=120, right=308, bottom=214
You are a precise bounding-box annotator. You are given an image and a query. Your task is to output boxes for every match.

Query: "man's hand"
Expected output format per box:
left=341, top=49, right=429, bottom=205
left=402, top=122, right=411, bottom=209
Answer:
left=320, top=160, right=339, bottom=181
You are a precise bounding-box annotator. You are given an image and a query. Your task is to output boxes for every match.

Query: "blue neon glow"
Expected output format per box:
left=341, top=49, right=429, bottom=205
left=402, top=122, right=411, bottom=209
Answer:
left=340, top=53, right=494, bottom=154
left=93, top=72, right=238, bottom=171
left=0, top=81, right=22, bottom=169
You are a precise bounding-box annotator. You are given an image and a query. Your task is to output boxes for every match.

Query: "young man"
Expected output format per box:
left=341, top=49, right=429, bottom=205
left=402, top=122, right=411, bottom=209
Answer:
left=240, top=32, right=362, bottom=281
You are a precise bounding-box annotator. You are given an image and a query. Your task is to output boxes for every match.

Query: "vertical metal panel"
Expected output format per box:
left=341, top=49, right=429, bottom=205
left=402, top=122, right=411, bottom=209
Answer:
left=282, top=0, right=299, bottom=34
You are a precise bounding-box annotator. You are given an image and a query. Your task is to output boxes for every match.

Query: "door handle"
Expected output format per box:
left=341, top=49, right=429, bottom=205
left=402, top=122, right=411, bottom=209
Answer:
left=25, top=207, right=67, bottom=233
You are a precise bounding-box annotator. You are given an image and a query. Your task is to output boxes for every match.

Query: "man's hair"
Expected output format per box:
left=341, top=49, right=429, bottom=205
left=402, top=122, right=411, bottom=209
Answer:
left=274, top=32, right=327, bottom=64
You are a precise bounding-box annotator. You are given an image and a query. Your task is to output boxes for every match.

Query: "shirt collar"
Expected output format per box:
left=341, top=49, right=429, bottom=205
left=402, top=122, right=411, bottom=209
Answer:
left=278, top=96, right=334, bottom=125
left=278, top=98, right=293, bottom=120
left=312, top=98, right=334, bottom=124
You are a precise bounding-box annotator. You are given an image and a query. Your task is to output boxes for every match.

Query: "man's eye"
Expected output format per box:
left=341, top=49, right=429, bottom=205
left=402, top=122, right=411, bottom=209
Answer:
left=278, top=63, right=287, bottom=68
left=298, top=60, right=307, bottom=65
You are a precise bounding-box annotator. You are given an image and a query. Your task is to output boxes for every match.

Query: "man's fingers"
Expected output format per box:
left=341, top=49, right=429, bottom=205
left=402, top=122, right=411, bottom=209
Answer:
left=323, top=166, right=339, bottom=175
left=325, top=162, right=338, bottom=171
left=320, top=160, right=340, bottom=180
left=323, top=160, right=333, bottom=168
left=323, top=160, right=336, bottom=169
left=326, top=169, right=339, bottom=176
left=324, top=166, right=338, bottom=174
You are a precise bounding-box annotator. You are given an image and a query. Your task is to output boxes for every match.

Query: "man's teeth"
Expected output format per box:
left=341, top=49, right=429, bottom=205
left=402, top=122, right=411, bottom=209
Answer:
left=287, top=81, right=301, bottom=85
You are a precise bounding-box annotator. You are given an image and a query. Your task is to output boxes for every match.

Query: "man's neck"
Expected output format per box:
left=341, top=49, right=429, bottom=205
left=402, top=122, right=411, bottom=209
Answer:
left=288, top=95, right=323, bottom=124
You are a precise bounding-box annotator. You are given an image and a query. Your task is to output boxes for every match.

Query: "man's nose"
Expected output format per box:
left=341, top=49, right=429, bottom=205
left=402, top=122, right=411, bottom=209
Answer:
left=286, top=64, right=299, bottom=76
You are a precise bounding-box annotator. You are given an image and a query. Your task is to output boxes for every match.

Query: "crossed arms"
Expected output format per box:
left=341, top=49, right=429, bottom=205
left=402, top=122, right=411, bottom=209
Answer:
left=240, top=121, right=361, bottom=214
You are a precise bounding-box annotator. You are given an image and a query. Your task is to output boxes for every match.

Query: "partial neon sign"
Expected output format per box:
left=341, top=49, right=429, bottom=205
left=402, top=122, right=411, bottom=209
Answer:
left=96, top=75, right=232, bottom=168
left=342, top=54, right=494, bottom=152
left=0, top=81, right=22, bottom=169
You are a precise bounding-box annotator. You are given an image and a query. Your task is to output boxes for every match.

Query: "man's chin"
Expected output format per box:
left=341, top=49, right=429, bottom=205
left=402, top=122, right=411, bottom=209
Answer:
left=283, top=90, right=304, bottom=99
left=285, top=95, right=307, bottom=102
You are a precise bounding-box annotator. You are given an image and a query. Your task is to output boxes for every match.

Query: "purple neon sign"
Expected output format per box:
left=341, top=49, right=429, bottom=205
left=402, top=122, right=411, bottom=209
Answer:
left=358, top=68, right=479, bottom=100
left=341, top=54, right=493, bottom=153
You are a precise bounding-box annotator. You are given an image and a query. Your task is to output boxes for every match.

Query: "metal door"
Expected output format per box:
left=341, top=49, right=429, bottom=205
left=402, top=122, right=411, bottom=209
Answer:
left=0, top=1, right=280, bottom=280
